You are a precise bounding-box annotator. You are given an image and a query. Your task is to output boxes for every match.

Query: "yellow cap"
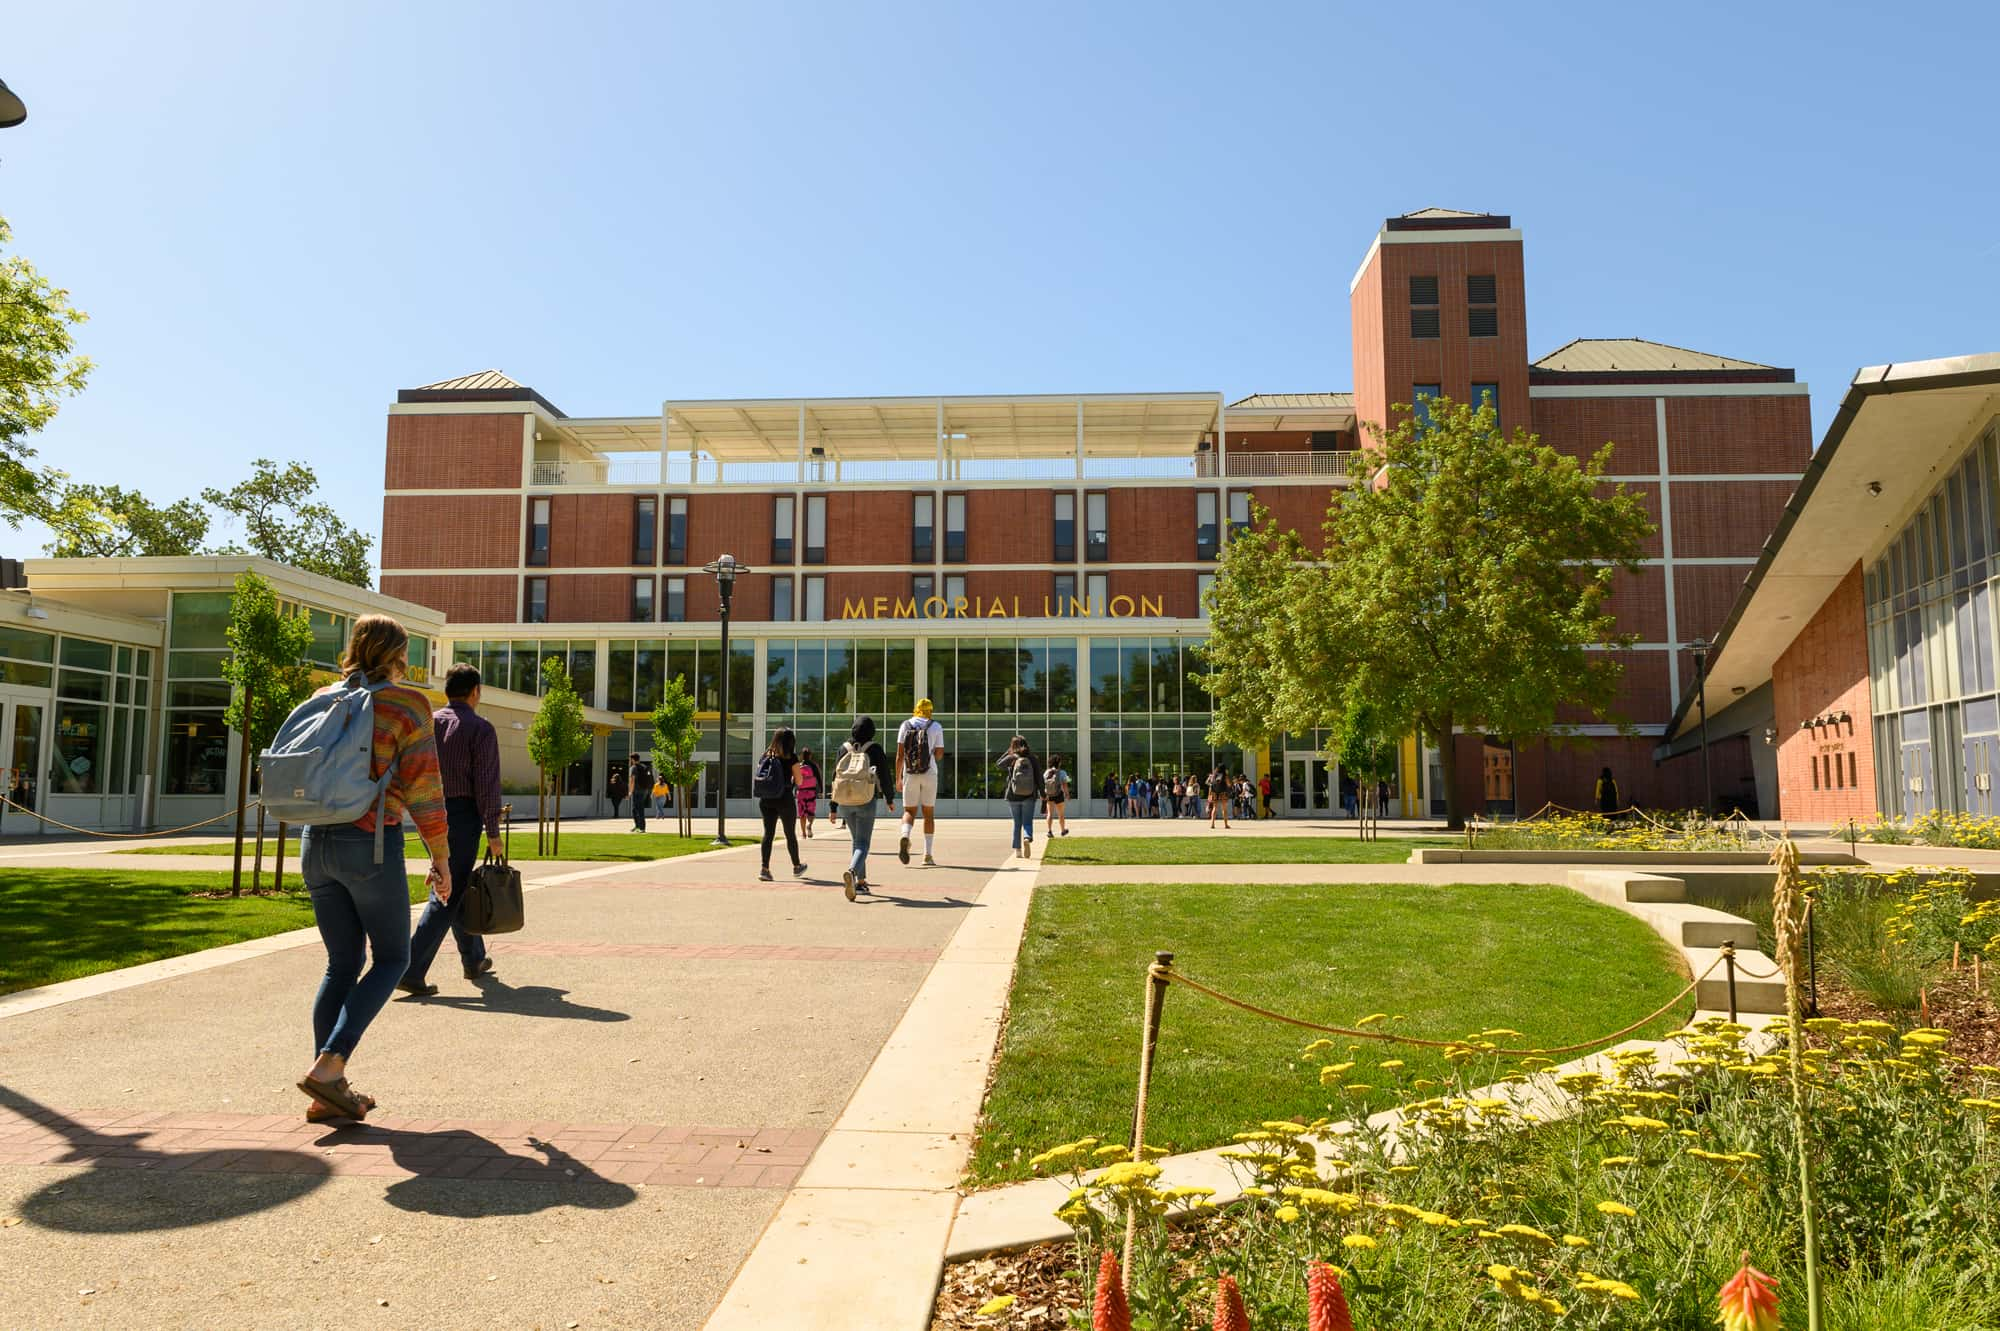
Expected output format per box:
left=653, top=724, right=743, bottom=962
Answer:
left=914, top=698, right=934, bottom=718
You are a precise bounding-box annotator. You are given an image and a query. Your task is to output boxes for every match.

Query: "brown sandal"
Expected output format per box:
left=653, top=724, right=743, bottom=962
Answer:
left=306, top=1089, right=375, bottom=1123
left=297, top=1075, right=369, bottom=1120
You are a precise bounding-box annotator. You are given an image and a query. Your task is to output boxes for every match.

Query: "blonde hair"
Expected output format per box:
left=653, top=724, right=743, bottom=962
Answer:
left=341, top=614, right=409, bottom=684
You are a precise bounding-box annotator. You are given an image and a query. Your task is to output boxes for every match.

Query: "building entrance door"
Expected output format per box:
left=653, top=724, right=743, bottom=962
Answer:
left=0, top=700, right=44, bottom=836
left=1285, top=755, right=1331, bottom=815
left=1962, top=698, right=1998, bottom=816
left=1899, top=711, right=1936, bottom=821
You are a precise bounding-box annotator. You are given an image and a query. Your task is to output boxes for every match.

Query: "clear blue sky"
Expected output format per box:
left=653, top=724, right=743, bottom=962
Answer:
left=7, top=1, right=1998, bottom=567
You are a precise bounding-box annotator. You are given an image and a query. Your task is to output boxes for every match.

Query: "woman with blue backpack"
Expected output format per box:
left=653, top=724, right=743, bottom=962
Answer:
left=754, top=726, right=808, bottom=883
left=996, top=734, right=1042, bottom=859
left=274, top=615, right=450, bottom=1124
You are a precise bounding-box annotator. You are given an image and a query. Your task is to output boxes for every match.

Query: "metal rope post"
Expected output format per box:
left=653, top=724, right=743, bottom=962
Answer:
left=1721, top=940, right=1739, bottom=1023
left=1806, top=899, right=1819, bottom=1018
left=1124, top=950, right=1174, bottom=1281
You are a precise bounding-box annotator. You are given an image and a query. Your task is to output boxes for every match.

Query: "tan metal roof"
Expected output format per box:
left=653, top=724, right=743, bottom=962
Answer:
left=412, top=369, right=523, bottom=392
left=1533, top=338, right=1773, bottom=373
left=1228, top=393, right=1353, bottom=410
left=1400, top=207, right=1491, bottom=220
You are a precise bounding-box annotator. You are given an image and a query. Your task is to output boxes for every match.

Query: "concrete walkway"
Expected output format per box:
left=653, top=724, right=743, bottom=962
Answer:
left=0, top=817, right=1015, bottom=1329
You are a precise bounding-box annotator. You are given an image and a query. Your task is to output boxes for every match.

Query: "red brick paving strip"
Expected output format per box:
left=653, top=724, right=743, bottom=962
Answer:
left=488, top=941, right=937, bottom=963
left=555, top=878, right=976, bottom=898
left=0, top=1105, right=818, bottom=1190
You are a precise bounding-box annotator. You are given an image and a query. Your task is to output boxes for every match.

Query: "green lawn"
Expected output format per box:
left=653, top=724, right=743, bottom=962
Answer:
left=1040, top=835, right=1455, bottom=865
left=0, top=869, right=429, bottom=995
left=968, top=880, right=1692, bottom=1185
left=117, top=829, right=718, bottom=864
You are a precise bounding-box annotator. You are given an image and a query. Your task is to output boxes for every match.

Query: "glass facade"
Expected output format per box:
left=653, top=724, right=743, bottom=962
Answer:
left=1866, top=415, right=2000, bottom=818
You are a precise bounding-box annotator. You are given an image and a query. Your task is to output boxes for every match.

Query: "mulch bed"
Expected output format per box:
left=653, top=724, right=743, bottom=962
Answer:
left=1813, top=963, right=2000, bottom=1069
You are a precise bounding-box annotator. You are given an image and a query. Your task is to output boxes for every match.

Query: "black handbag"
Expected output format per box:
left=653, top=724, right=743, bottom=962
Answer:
left=462, top=812, right=524, bottom=935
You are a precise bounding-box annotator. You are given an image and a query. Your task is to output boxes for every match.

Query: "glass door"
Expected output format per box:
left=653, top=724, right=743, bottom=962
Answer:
left=1284, top=755, right=1333, bottom=815
left=0, top=701, right=45, bottom=835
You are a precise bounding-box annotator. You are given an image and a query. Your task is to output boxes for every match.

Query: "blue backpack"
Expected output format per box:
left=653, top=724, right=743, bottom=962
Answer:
left=259, top=674, right=397, bottom=862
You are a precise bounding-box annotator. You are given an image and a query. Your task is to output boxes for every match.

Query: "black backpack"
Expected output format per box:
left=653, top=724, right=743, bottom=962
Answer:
left=753, top=753, right=789, bottom=799
left=1042, top=766, right=1064, bottom=799
left=901, top=719, right=933, bottom=775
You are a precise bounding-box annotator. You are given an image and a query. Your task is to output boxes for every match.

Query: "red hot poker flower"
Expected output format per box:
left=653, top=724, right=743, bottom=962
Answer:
left=1092, top=1250, right=1132, bottom=1331
left=1717, top=1257, right=1780, bottom=1331
left=1308, top=1262, right=1355, bottom=1331
left=1213, top=1274, right=1250, bottom=1331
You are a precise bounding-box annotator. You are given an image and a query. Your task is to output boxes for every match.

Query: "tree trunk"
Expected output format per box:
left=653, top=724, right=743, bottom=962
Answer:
left=275, top=821, right=287, bottom=892
left=252, top=804, right=267, bottom=892
left=537, top=769, right=547, bottom=856
left=230, top=679, right=254, bottom=896
left=1434, top=720, right=1464, bottom=830
left=552, top=776, right=562, bottom=856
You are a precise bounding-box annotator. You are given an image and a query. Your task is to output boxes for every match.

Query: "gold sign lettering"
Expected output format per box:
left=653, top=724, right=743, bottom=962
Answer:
left=835, top=589, right=1176, bottom=619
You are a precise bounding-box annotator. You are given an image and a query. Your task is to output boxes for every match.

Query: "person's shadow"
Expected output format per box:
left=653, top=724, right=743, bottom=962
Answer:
left=403, top=975, right=630, bottom=1022
left=857, top=893, right=980, bottom=910
left=301, top=1123, right=638, bottom=1217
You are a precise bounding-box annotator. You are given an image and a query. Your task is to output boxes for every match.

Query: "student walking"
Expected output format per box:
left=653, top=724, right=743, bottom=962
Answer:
left=996, top=735, right=1041, bottom=858
left=796, top=748, right=822, bottom=839
left=294, top=615, right=450, bottom=1124
left=399, top=663, right=500, bottom=997
left=895, top=699, right=946, bottom=867
left=1207, top=766, right=1231, bottom=829
left=831, top=715, right=895, bottom=901
left=629, top=754, right=652, bottom=832
left=1258, top=771, right=1273, bottom=818
left=754, top=727, right=808, bottom=882
left=652, top=775, right=669, bottom=821
left=606, top=762, right=627, bottom=822
left=1104, top=772, right=1121, bottom=818
left=1042, top=752, right=1072, bottom=838
left=1595, top=766, right=1621, bottom=815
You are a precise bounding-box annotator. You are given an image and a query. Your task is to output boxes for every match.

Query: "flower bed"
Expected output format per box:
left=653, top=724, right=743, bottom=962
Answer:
left=1471, top=811, right=1762, bottom=854
left=1861, top=808, right=2000, bottom=850
left=939, top=1018, right=2000, bottom=1329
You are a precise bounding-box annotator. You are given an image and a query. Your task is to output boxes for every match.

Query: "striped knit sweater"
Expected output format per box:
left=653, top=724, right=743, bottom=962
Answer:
left=321, top=680, right=450, bottom=866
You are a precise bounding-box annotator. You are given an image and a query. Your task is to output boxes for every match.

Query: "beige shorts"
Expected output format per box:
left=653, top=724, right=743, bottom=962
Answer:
left=901, top=768, right=939, bottom=809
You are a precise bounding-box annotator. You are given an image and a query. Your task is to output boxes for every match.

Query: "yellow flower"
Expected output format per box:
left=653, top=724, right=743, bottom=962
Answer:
left=975, top=1294, right=1016, bottom=1316
left=1356, top=1012, right=1389, bottom=1027
left=1596, top=1200, right=1637, bottom=1218
left=1378, top=1059, right=1405, bottom=1071
left=1275, top=1204, right=1301, bottom=1223
left=1599, top=1155, right=1638, bottom=1167
left=1563, top=1235, right=1591, bottom=1248
left=1341, top=1233, right=1377, bottom=1250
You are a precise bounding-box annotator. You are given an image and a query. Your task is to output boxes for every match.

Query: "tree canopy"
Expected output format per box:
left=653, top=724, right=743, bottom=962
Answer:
left=527, top=657, right=593, bottom=780
left=43, top=483, right=211, bottom=558
left=651, top=677, right=703, bottom=836
left=203, top=459, right=374, bottom=588
left=0, top=214, right=93, bottom=525
left=219, top=570, right=316, bottom=754
left=1200, top=394, right=1654, bottom=827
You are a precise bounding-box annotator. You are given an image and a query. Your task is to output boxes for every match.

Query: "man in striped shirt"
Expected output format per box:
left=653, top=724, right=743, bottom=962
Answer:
left=399, top=663, right=504, bottom=994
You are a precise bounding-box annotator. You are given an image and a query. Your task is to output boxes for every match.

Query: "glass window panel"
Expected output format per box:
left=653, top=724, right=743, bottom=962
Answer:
left=1184, top=639, right=1211, bottom=713
left=1151, top=640, right=1180, bottom=713
left=1120, top=727, right=1149, bottom=777
left=1153, top=727, right=1181, bottom=776
left=168, top=680, right=230, bottom=709
left=795, top=640, right=826, bottom=714
left=661, top=639, right=691, bottom=702
left=886, top=639, right=916, bottom=719
left=169, top=592, right=231, bottom=650
left=772, top=577, right=794, bottom=622
left=729, top=639, right=754, bottom=717
left=1120, top=638, right=1149, bottom=714
left=57, top=669, right=110, bottom=702
left=568, top=644, right=597, bottom=703
left=823, top=641, right=853, bottom=716
left=804, top=576, right=826, bottom=621
left=59, top=638, right=113, bottom=672
left=766, top=640, right=794, bottom=713
left=168, top=650, right=229, bottom=680
left=162, top=710, right=230, bottom=795
left=49, top=701, right=107, bottom=794
left=1090, top=639, right=1121, bottom=714
left=608, top=643, right=636, bottom=712
left=507, top=641, right=537, bottom=695
left=1021, top=639, right=1050, bottom=713
left=985, top=639, right=1018, bottom=713
left=954, top=745, right=987, bottom=801
left=951, top=641, right=981, bottom=714
left=1090, top=726, right=1120, bottom=794
left=1046, top=641, right=1078, bottom=713
left=0, top=659, right=51, bottom=687
left=852, top=639, right=885, bottom=717
left=0, top=624, right=54, bottom=662
left=925, top=637, right=954, bottom=710
left=106, top=706, right=128, bottom=797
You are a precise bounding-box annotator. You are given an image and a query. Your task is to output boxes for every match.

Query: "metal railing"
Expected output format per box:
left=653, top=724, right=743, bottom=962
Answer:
left=524, top=450, right=1369, bottom=488
left=1196, top=450, right=1366, bottom=480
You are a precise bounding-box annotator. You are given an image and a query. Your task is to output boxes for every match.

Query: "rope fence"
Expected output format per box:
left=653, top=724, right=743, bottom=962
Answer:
left=0, top=794, right=258, bottom=839
left=1467, top=800, right=1779, bottom=846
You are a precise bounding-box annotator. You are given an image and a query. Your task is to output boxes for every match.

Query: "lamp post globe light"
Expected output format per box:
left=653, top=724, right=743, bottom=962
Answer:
left=1688, top=636, right=1714, bottom=817
left=703, top=554, right=750, bottom=846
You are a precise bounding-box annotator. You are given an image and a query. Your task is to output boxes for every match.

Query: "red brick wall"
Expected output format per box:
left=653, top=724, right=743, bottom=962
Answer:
left=1669, top=479, right=1795, bottom=558
left=1602, top=567, right=1668, bottom=642
left=1529, top=396, right=1657, bottom=475
left=383, top=412, right=524, bottom=491
left=1489, top=733, right=1757, bottom=816
left=1665, top=396, right=1813, bottom=474
left=1673, top=563, right=1753, bottom=647
left=1351, top=250, right=1388, bottom=446
left=685, top=492, right=778, bottom=568
left=1108, top=570, right=1199, bottom=618
left=547, top=573, right=637, bottom=623
left=966, top=489, right=1055, bottom=561
left=548, top=494, right=639, bottom=568
left=1600, top=483, right=1664, bottom=558
left=823, top=491, right=912, bottom=565
left=683, top=571, right=773, bottom=623
left=1772, top=564, right=1875, bottom=820
left=381, top=494, right=522, bottom=569
left=1103, top=488, right=1197, bottom=562
left=823, top=572, right=917, bottom=618
left=1245, top=485, right=1334, bottom=553
left=381, top=574, right=518, bottom=624
left=1555, top=649, right=1672, bottom=726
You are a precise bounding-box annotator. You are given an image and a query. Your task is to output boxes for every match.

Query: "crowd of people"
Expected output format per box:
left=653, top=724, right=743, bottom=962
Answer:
left=1100, top=768, right=1269, bottom=824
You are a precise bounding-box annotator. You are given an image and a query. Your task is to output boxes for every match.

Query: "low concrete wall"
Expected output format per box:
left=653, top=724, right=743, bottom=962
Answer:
left=1411, top=849, right=1863, bottom=866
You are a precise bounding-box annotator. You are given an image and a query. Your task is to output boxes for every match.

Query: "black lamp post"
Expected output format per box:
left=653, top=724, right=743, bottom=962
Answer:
left=1688, top=636, right=1714, bottom=816
left=704, top=553, right=750, bottom=846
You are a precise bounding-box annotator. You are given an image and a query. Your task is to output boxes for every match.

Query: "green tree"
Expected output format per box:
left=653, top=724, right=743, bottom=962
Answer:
left=203, top=459, right=373, bottom=588
left=651, top=676, right=703, bottom=838
left=0, top=214, right=93, bottom=524
left=527, top=656, right=592, bottom=853
left=42, top=482, right=211, bottom=557
left=1334, top=699, right=1400, bottom=841
left=1202, top=394, right=1653, bottom=828
left=219, top=571, right=315, bottom=894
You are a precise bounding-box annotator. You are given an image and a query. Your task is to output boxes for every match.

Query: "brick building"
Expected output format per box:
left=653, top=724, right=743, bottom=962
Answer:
left=1656, top=353, right=2000, bottom=824
left=380, top=209, right=1813, bottom=818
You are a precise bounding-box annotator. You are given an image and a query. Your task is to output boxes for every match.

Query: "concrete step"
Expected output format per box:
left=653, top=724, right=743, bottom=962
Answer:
left=1687, top=946, right=1788, bottom=1014
left=1567, top=868, right=1687, bottom=905
left=1625, top=898, right=1762, bottom=951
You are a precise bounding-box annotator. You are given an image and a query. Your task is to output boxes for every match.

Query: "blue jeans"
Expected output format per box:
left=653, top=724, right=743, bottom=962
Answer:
left=844, top=801, right=877, bottom=881
left=403, top=798, right=489, bottom=986
left=302, top=823, right=415, bottom=1060
left=1007, top=797, right=1035, bottom=849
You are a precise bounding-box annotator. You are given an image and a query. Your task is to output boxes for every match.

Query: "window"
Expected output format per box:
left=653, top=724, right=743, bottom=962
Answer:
left=633, top=497, right=657, bottom=564
left=772, top=576, right=794, bottom=622
left=773, top=496, right=795, bottom=563
left=1467, top=274, right=1498, bottom=337
left=630, top=577, right=654, bottom=623
left=1409, top=275, right=1439, bottom=340
left=912, top=574, right=936, bottom=613
left=1053, top=493, right=1076, bottom=561
left=526, top=576, right=548, bottom=624
left=913, top=495, right=935, bottom=562
left=944, top=574, right=967, bottom=616
left=1087, top=573, right=1108, bottom=614
left=1472, top=382, right=1500, bottom=431
left=1198, top=572, right=1216, bottom=616
left=1413, top=384, right=1441, bottom=431
left=527, top=498, right=551, bottom=567
left=1196, top=492, right=1220, bottom=560
left=803, top=575, right=826, bottom=622
left=944, top=493, right=967, bottom=563
left=665, top=496, right=688, bottom=564
left=804, top=495, right=827, bottom=564
left=1085, top=492, right=1109, bottom=562
left=663, top=576, right=686, bottom=623
left=1227, top=490, right=1251, bottom=537
left=1053, top=573, right=1076, bottom=615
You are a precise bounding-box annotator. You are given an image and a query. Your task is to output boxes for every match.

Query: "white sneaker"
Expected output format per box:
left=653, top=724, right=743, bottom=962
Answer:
left=923, top=852, right=936, bottom=867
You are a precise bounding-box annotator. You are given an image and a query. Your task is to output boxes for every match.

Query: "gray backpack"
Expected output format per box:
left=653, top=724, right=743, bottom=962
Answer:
left=258, top=674, right=398, bottom=862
